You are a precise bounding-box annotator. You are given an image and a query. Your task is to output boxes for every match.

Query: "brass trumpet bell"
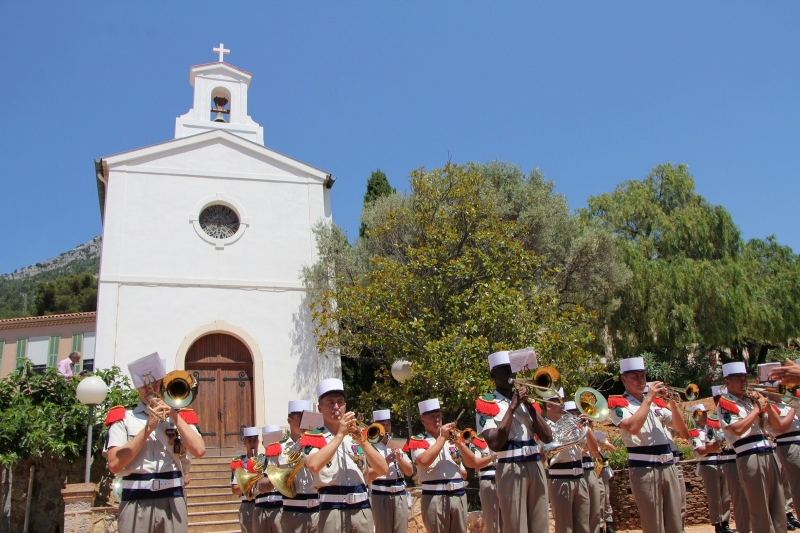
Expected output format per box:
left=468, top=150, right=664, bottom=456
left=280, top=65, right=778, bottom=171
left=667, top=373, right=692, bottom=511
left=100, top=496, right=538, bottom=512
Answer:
left=162, top=370, right=197, bottom=410
left=461, top=428, right=477, bottom=444
left=574, top=387, right=609, bottom=423
left=366, top=423, right=386, bottom=444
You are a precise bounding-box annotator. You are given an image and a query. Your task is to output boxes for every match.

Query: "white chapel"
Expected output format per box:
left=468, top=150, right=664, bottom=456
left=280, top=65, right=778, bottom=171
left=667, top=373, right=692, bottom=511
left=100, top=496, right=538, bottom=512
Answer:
left=93, top=45, right=340, bottom=454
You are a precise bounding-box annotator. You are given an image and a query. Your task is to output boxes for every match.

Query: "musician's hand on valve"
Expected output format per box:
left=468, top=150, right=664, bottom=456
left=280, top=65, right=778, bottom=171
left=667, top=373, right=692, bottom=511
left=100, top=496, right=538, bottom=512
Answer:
left=338, top=412, right=355, bottom=439
left=440, top=422, right=456, bottom=440
left=756, top=396, right=768, bottom=413
left=646, top=381, right=664, bottom=403
left=509, top=387, right=524, bottom=412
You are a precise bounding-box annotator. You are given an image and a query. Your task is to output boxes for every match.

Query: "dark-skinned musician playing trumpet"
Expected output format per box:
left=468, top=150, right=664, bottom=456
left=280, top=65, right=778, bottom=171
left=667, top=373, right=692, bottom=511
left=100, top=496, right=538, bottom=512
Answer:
left=476, top=350, right=553, bottom=533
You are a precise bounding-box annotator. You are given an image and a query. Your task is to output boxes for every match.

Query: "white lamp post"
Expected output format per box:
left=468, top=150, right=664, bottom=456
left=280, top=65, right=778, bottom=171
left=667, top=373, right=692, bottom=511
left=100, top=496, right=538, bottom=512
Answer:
left=390, top=359, right=414, bottom=437
left=76, top=376, right=109, bottom=484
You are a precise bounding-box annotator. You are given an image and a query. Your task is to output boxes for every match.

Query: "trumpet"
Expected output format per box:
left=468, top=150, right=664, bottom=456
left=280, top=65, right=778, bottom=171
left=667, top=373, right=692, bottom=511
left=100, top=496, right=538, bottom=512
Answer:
left=657, top=383, right=700, bottom=402
left=459, top=428, right=477, bottom=445
left=347, top=415, right=386, bottom=444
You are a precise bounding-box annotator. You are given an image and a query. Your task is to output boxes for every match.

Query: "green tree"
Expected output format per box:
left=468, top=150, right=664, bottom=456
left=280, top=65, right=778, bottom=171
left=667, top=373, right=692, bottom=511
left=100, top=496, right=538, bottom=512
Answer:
left=359, top=169, right=396, bottom=238
left=305, top=162, right=599, bottom=423
left=580, top=163, right=750, bottom=362
left=34, top=272, right=97, bottom=316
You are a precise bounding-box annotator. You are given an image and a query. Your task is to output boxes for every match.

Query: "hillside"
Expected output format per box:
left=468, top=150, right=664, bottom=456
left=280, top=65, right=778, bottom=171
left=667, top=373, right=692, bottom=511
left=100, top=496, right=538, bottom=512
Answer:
left=0, top=236, right=101, bottom=319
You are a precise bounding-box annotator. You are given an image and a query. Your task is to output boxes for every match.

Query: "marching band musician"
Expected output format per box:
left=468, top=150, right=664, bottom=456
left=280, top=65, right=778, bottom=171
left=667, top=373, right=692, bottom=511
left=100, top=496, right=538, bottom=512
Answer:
left=280, top=400, right=320, bottom=533
left=106, top=353, right=206, bottom=533
left=467, top=434, right=502, bottom=533
left=764, top=391, right=800, bottom=530
left=478, top=351, right=553, bottom=533
left=593, top=430, right=617, bottom=533
left=711, top=385, right=751, bottom=533
left=232, top=427, right=261, bottom=533
left=255, top=425, right=286, bottom=533
left=544, top=397, right=590, bottom=533
left=608, top=357, right=689, bottom=533
left=368, top=409, right=413, bottom=533
left=410, top=398, right=470, bottom=533
left=304, top=378, right=388, bottom=533
left=717, top=361, right=786, bottom=533
left=571, top=408, right=605, bottom=533
left=688, top=404, right=735, bottom=533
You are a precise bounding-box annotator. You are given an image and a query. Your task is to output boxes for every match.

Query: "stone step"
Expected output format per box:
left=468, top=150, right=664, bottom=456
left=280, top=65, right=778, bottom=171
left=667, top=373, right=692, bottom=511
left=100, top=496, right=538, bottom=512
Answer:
left=185, top=492, right=241, bottom=504
left=187, top=519, right=240, bottom=533
left=186, top=484, right=236, bottom=496
left=191, top=465, right=233, bottom=474
left=193, top=455, right=239, bottom=465
left=188, top=501, right=241, bottom=514
left=187, top=476, right=232, bottom=487
left=189, top=510, right=239, bottom=524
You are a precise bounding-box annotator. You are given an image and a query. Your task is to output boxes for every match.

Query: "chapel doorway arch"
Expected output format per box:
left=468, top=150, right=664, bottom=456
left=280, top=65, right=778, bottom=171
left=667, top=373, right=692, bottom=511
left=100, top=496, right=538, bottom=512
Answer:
left=186, top=333, right=254, bottom=456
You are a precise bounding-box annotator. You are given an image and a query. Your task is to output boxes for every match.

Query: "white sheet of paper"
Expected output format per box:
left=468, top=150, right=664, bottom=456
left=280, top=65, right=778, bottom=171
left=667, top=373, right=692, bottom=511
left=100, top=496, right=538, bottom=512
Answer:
left=299, top=410, right=324, bottom=430
left=509, top=347, right=537, bottom=373
left=757, top=362, right=781, bottom=383
left=128, top=352, right=166, bottom=388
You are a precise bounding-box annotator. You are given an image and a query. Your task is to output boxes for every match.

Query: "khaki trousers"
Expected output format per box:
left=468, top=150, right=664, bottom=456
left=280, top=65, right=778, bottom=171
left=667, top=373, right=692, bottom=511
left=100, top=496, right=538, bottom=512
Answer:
left=118, top=496, right=189, bottom=533
left=496, top=459, right=549, bottom=533
left=583, top=469, right=605, bottom=533
left=697, top=463, right=730, bottom=524
left=600, top=470, right=613, bottom=523
left=736, top=451, right=787, bottom=533
left=255, top=507, right=283, bottom=533
left=479, top=478, right=502, bottom=533
left=628, top=464, right=683, bottom=533
left=548, top=476, right=590, bottom=533
left=370, top=492, right=408, bottom=533
left=280, top=510, right=319, bottom=533
left=239, top=501, right=255, bottom=533
left=776, top=444, right=800, bottom=509
left=420, top=493, right=467, bottom=533
left=674, top=461, right=687, bottom=529
left=318, top=508, right=373, bottom=533
left=721, top=459, right=750, bottom=533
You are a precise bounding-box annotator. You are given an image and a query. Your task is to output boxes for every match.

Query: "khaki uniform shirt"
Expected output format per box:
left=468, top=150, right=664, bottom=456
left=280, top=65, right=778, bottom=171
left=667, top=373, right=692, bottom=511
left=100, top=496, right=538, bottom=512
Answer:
left=308, top=428, right=369, bottom=490
left=476, top=390, right=537, bottom=442
left=371, top=441, right=409, bottom=482
left=410, top=434, right=466, bottom=483
left=716, top=394, right=767, bottom=444
left=280, top=437, right=318, bottom=496
left=608, top=393, right=674, bottom=448
left=107, top=402, right=200, bottom=478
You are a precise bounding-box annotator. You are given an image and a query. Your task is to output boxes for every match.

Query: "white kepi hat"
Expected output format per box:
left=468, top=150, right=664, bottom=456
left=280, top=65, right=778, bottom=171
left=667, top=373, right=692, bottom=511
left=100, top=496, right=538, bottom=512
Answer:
left=545, top=387, right=565, bottom=401
left=689, top=404, right=706, bottom=413
left=243, top=426, right=259, bottom=437
left=288, top=400, right=313, bottom=414
left=722, top=362, right=747, bottom=377
left=619, top=357, right=645, bottom=374
left=711, top=385, right=722, bottom=397
left=262, top=425, right=283, bottom=444
left=418, top=398, right=441, bottom=415
left=128, top=352, right=167, bottom=389
left=488, top=351, right=510, bottom=370
left=373, top=409, right=391, bottom=422
left=563, top=401, right=577, bottom=411
left=316, top=378, right=345, bottom=399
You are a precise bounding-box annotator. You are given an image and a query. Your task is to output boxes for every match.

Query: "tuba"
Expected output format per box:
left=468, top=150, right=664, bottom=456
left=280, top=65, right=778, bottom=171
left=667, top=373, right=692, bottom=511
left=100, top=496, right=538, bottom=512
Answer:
left=267, top=443, right=305, bottom=499
left=544, top=413, right=588, bottom=459
left=235, top=455, right=265, bottom=500
left=575, top=387, right=609, bottom=423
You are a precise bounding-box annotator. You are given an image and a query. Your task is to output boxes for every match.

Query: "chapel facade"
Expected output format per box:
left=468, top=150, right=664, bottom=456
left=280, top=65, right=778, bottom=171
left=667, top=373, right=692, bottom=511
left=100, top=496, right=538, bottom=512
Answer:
left=93, top=47, right=339, bottom=455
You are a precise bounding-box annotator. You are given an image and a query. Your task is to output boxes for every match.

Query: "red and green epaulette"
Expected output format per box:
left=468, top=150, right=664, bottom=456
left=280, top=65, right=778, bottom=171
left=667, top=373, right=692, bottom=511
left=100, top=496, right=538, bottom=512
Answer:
left=653, top=398, right=667, bottom=408
left=530, top=401, right=542, bottom=414
left=178, top=408, right=198, bottom=425
left=471, top=436, right=488, bottom=449
left=688, top=428, right=700, bottom=438
left=607, top=396, right=628, bottom=409
left=299, top=428, right=327, bottom=449
left=406, top=435, right=430, bottom=450
left=706, top=415, right=721, bottom=429
left=247, top=455, right=263, bottom=473
left=718, top=396, right=739, bottom=414
left=476, top=394, right=500, bottom=417
left=264, top=442, right=283, bottom=457
left=230, top=455, right=245, bottom=470
left=104, top=406, right=126, bottom=427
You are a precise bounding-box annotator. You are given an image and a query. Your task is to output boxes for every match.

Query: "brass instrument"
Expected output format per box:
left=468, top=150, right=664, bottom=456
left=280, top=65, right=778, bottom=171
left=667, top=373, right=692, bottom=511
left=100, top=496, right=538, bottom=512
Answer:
left=594, top=452, right=608, bottom=478
left=509, top=366, right=564, bottom=405
left=142, top=370, right=199, bottom=422
left=235, top=455, right=265, bottom=500
left=266, top=443, right=305, bottom=498
left=574, top=387, right=609, bottom=423
left=544, top=413, right=588, bottom=459
left=348, top=415, right=386, bottom=444
left=660, top=383, right=700, bottom=402
left=459, top=428, right=477, bottom=445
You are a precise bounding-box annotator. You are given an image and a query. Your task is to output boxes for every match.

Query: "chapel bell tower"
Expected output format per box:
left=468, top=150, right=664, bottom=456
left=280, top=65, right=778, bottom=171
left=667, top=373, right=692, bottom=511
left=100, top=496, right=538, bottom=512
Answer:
left=174, top=43, right=264, bottom=145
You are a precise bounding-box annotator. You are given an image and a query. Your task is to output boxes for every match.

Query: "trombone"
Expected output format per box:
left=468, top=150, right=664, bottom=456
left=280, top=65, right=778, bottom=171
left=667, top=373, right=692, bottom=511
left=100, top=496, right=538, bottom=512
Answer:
left=509, top=366, right=564, bottom=405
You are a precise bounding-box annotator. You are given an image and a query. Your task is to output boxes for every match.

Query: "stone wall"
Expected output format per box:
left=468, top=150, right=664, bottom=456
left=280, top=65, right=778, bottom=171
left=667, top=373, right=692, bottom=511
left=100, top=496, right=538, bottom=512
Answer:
left=7, top=454, right=112, bottom=533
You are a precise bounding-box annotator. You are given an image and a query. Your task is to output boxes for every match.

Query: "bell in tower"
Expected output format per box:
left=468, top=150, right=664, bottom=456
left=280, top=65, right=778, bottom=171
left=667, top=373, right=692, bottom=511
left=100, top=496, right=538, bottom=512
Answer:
left=212, top=96, right=229, bottom=123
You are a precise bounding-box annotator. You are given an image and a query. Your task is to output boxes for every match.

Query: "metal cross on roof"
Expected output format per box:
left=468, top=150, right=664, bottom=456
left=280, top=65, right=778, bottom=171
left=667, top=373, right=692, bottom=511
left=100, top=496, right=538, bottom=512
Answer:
left=213, top=43, right=230, bottom=63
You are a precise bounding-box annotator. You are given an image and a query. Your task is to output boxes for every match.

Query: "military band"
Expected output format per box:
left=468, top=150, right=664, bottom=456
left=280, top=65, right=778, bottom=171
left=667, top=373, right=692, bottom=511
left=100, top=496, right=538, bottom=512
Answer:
left=102, top=349, right=800, bottom=533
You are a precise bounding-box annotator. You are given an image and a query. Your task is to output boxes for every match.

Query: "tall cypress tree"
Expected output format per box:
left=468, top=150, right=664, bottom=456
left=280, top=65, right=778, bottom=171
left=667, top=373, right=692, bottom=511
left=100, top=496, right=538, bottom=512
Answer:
left=359, top=169, right=396, bottom=237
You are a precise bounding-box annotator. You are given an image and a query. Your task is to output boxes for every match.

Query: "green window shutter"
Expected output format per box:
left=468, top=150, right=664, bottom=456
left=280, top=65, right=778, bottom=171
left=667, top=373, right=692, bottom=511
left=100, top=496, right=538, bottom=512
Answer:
left=0, top=340, right=5, bottom=370
left=15, top=338, right=28, bottom=371
left=47, top=335, right=60, bottom=368
left=72, top=333, right=84, bottom=373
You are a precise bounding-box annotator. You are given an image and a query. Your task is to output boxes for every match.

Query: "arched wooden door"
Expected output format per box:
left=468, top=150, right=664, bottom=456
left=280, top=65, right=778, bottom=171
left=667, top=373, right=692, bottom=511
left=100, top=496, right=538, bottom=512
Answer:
left=186, top=333, right=254, bottom=456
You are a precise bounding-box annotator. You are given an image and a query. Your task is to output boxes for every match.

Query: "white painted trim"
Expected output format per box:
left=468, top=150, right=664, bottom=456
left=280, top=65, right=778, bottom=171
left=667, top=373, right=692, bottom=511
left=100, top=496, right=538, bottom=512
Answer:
left=189, top=193, right=250, bottom=250
left=103, top=130, right=329, bottom=181
left=112, top=166, right=324, bottom=186
left=97, top=275, right=306, bottom=291
left=174, top=320, right=265, bottom=431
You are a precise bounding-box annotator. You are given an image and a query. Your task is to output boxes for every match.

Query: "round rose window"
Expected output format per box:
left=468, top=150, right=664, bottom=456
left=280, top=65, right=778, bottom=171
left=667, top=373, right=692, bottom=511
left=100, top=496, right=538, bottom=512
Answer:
left=199, top=205, right=240, bottom=239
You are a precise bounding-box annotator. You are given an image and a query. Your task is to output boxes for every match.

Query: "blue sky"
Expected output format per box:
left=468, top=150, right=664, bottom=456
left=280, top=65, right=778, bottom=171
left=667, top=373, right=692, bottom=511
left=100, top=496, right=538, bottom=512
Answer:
left=2, top=2, right=798, bottom=275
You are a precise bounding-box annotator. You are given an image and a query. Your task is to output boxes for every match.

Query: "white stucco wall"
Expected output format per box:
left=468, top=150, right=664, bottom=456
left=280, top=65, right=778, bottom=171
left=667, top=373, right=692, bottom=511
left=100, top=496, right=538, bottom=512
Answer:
left=95, top=131, right=338, bottom=427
